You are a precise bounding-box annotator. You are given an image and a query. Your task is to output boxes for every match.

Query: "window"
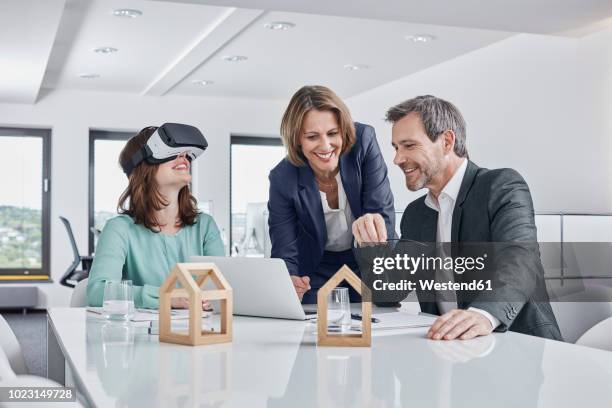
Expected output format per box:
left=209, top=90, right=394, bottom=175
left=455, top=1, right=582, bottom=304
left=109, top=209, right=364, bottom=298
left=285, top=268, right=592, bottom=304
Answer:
left=89, top=131, right=133, bottom=253
left=0, top=128, right=51, bottom=280
left=230, top=136, right=285, bottom=257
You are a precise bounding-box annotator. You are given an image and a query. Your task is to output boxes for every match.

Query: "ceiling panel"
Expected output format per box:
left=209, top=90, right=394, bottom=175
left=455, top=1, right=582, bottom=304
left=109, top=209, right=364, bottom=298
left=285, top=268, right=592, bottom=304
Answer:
left=170, top=11, right=512, bottom=99
left=0, top=0, right=65, bottom=103
left=47, top=0, right=232, bottom=92
left=159, top=0, right=612, bottom=37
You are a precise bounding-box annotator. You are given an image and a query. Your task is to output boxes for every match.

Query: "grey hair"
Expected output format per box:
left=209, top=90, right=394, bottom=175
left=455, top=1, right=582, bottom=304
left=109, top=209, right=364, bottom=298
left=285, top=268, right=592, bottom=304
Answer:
left=385, top=95, right=468, bottom=158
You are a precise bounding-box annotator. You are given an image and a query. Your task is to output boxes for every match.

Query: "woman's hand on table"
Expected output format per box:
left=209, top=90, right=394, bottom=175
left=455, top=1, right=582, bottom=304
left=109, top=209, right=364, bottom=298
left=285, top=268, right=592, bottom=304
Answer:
left=290, top=275, right=311, bottom=301
left=171, top=297, right=213, bottom=311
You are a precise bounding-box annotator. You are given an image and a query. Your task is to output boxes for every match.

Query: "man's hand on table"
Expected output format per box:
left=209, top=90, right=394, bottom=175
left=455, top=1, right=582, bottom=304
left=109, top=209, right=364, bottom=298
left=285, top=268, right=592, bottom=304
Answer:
left=427, top=309, right=494, bottom=340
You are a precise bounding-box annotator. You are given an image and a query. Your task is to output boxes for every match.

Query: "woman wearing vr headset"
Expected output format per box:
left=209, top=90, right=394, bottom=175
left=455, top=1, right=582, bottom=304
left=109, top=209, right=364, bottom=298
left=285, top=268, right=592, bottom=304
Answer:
left=87, top=125, right=224, bottom=310
left=268, top=85, right=396, bottom=303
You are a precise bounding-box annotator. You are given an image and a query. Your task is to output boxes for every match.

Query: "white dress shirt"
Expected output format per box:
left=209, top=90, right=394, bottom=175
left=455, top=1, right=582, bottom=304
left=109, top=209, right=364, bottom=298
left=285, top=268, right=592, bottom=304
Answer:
left=320, top=173, right=355, bottom=251
left=424, top=159, right=500, bottom=330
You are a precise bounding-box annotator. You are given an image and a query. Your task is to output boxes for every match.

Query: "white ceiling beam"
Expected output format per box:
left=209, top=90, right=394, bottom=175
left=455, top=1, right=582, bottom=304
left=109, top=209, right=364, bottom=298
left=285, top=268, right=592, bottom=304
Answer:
left=142, top=7, right=264, bottom=96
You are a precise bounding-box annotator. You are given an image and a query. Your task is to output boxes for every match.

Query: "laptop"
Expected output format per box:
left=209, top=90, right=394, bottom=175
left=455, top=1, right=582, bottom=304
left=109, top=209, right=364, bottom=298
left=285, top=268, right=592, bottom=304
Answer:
left=189, top=256, right=309, bottom=320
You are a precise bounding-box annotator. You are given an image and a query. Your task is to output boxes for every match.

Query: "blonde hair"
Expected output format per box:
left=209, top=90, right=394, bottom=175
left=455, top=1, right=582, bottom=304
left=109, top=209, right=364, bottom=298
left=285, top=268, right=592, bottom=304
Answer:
left=280, top=85, right=355, bottom=166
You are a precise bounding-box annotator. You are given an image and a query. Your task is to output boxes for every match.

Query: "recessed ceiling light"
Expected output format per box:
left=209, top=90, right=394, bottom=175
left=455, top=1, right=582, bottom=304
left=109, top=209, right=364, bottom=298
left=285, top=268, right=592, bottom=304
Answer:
left=221, top=55, right=248, bottom=62
left=78, top=73, right=100, bottom=79
left=94, top=47, right=118, bottom=54
left=112, top=9, right=143, bottom=18
left=264, top=21, right=295, bottom=30
left=405, top=34, right=436, bottom=43
left=344, top=64, right=370, bottom=71
left=192, top=80, right=214, bottom=86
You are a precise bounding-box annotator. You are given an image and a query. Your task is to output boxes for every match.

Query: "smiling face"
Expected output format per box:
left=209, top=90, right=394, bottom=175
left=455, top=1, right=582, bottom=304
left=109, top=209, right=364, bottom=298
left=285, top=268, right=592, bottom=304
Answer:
left=391, top=112, right=447, bottom=191
left=299, top=109, right=343, bottom=177
left=154, top=152, right=191, bottom=189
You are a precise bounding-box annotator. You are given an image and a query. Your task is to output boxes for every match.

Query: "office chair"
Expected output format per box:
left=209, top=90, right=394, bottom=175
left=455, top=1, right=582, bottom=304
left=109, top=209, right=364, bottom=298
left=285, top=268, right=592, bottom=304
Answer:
left=0, top=315, right=27, bottom=375
left=0, top=347, right=85, bottom=407
left=550, top=283, right=612, bottom=343
left=576, top=316, right=612, bottom=352
left=0, top=346, right=17, bottom=381
left=70, top=278, right=89, bottom=307
left=59, top=216, right=93, bottom=288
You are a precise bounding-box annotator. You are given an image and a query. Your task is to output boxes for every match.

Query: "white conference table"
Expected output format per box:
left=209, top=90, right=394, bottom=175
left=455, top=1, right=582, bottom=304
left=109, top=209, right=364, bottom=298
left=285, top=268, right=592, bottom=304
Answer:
left=47, top=307, right=612, bottom=408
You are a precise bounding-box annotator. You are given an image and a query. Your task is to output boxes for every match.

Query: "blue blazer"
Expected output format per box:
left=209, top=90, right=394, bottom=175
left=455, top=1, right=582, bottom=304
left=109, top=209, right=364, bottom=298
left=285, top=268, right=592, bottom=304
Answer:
left=267, top=122, right=396, bottom=280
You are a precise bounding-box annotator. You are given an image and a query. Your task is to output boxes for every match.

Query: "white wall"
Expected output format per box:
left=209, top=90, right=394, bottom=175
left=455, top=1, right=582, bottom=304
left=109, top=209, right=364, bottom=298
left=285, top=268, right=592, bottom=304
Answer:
left=347, top=28, right=612, bottom=214
left=0, top=90, right=286, bottom=307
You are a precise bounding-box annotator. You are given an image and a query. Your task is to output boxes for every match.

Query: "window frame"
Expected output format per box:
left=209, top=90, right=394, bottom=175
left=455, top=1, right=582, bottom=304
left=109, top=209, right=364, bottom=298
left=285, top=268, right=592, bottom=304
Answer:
left=229, top=135, right=283, bottom=253
left=88, top=130, right=134, bottom=254
left=0, top=127, right=51, bottom=280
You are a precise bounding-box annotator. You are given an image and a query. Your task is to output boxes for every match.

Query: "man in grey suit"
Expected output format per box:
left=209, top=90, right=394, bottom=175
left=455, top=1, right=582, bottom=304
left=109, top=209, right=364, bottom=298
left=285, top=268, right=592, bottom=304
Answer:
left=353, top=95, right=562, bottom=341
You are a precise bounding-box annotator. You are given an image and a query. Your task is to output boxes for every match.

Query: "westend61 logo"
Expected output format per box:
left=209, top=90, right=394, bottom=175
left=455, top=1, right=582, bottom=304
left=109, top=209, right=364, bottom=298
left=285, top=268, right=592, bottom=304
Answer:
left=356, top=241, right=555, bottom=302
left=371, top=253, right=488, bottom=275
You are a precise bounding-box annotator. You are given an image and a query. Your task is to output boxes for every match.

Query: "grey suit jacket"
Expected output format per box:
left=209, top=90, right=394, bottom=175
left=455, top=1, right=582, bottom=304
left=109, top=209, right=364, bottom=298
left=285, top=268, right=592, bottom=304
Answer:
left=400, top=161, right=562, bottom=340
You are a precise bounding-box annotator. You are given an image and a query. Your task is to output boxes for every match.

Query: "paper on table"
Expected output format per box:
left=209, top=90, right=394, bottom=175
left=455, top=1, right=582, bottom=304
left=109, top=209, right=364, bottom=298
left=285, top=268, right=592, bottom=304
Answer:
left=86, top=307, right=212, bottom=322
left=309, top=311, right=435, bottom=331
left=372, top=312, right=435, bottom=330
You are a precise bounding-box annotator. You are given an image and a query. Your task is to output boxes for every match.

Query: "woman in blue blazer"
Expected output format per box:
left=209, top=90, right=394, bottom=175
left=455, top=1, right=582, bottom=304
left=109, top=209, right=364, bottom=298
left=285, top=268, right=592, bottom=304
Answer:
left=268, top=85, right=395, bottom=303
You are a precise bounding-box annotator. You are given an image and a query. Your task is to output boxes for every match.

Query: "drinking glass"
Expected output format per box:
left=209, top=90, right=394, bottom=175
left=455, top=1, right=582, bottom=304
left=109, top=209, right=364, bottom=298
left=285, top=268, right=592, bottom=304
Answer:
left=327, top=287, right=351, bottom=332
left=103, top=280, right=134, bottom=321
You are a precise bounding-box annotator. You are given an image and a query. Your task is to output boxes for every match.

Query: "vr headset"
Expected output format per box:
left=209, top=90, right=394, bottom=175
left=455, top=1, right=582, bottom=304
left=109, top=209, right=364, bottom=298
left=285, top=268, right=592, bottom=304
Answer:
left=122, top=123, right=208, bottom=176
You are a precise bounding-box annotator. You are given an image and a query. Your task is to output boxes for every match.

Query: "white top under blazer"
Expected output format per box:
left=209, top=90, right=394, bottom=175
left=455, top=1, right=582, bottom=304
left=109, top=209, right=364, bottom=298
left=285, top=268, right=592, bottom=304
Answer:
left=319, top=173, right=355, bottom=251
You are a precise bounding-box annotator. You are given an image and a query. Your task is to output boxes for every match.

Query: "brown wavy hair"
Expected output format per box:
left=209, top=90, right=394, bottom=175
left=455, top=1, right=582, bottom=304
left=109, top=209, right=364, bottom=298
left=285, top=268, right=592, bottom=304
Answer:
left=117, top=126, right=199, bottom=231
left=280, top=85, right=356, bottom=166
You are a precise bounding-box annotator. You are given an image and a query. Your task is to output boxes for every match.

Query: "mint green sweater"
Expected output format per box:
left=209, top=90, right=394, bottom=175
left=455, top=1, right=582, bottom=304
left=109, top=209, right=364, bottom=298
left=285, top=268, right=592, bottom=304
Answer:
left=87, top=213, right=224, bottom=309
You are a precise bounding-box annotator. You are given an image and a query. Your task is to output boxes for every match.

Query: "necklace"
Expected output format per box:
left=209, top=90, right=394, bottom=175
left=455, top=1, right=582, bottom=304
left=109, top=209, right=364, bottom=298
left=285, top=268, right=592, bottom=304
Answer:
left=316, top=178, right=337, bottom=196
left=315, top=177, right=336, bottom=187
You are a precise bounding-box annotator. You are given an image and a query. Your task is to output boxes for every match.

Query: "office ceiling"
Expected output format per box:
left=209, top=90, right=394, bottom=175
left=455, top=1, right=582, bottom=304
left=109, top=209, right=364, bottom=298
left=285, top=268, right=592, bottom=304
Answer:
left=2, top=0, right=612, bottom=104
left=162, top=0, right=612, bottom=36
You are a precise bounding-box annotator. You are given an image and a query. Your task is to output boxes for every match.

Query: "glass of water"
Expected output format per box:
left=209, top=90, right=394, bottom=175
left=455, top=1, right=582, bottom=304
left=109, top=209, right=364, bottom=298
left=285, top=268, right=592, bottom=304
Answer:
left=103, top=280, right=134, bottom=321
left=327, top=287, right=351, bottom=333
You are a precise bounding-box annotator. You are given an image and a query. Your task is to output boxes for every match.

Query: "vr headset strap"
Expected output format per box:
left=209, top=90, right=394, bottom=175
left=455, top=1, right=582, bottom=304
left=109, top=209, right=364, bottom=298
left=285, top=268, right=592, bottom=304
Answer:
left=123, top=145, right=151, bottom=175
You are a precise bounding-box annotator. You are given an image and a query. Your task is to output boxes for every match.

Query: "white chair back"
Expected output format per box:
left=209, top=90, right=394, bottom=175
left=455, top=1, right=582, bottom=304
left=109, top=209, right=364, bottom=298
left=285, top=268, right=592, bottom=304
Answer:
left=70, top=278, right=89, bottom=307
left=0, top=315, right=27, bottom=375
left=0, top=347, right=16, bottom=382
left=550, top=284, right=612, bottom=343
left=576, top=317, right=612, bottom=352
